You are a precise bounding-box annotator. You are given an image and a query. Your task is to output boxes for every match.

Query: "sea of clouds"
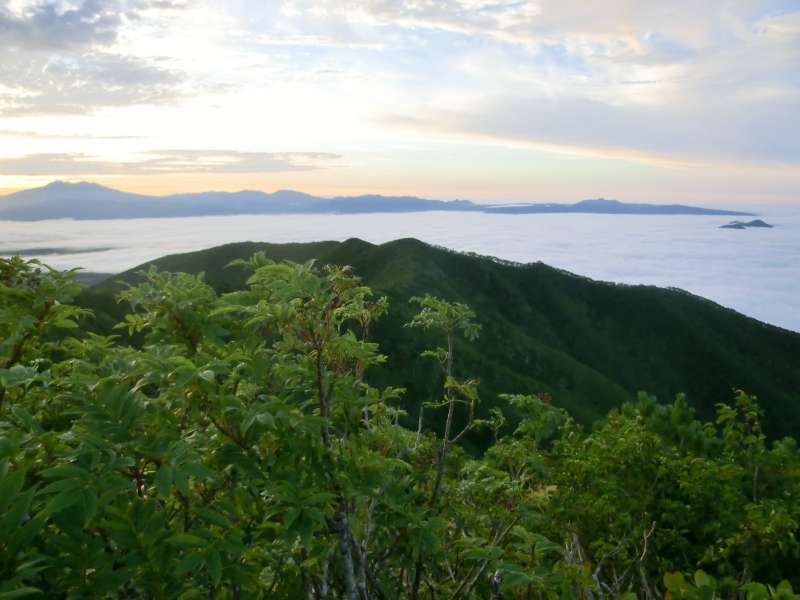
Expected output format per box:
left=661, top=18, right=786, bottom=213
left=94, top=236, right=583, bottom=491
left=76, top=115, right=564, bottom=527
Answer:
left=2, top=208, right=799, bottom=332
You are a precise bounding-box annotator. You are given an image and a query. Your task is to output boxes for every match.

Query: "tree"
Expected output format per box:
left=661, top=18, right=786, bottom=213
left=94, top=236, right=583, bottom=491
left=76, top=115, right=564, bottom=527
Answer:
left=1, top=255, right=798, bottom=599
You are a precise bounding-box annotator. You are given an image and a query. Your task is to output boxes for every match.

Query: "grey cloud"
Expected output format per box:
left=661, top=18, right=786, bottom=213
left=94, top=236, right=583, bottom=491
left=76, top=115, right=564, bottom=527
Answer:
left=0, top=52, right=183, bottom=115
left=0, top=0, right=186, bottom=50
left=379, top=88, right=800, bottom=166
left=352, top=1, right=800, bottom=167
left=0, top=1, right=186, bottom=114
left=0, top=0, right=122, bottom=50
left=0, top=150, right=342, bottom=175
left=280, top=1, right=798, bottom=72
left=140, top=1, right=189, bottom=10
left=296, top=1, right=762, bottom=44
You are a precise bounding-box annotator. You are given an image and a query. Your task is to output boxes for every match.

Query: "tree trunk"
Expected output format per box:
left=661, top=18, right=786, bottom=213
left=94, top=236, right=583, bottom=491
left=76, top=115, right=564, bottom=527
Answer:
left=414, top=405, right=424, bottom=450
left=428, top=334, right=455, bottom=510
left=332, top=511, right=359, bottom=600
left=315, top=346, right=360, bottom=600
left=412, top=333, right=455, bottom=599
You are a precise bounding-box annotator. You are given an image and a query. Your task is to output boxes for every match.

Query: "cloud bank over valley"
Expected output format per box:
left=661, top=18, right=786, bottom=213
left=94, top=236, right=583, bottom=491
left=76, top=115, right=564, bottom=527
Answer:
left=1, top=209, right=798, bottom=332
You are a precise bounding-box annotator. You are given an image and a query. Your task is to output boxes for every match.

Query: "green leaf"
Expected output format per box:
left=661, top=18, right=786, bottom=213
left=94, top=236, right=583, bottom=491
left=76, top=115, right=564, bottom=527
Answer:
left=154, top=466, right=173, bottom=498
left=0, top=366, right=37, bottom=387
left=41, top=486, right=83, bottom=517
left=176, top=552, right=205, bottom=574
left=168, top=534, right=206, bottom=548
left=40, top=465, right=89, bottom=480
left=82, top=488, right=98, bottom=524
left=197, top=508, right=231, bottom=529
left=7, top=515, right=46, bottom=557
left=173, top=468, right=189, bottom=495
left=39, top=478, right=82, bottom=495
left=741, top=582, right=769, bottom=600
left=501, top=569, right=533, bottom=588
left=181, top=462, right=215, bottom=480
left=0, top=468, right=26, bottom=510
left=694, top=570, right=716, bottom=589
left=14, top=558, right=46, bottom=577
left=775, top=581, right=794, bottom=594
left=255, top=412, right=275, bottom=428
left=207, top=550, right=222, bottom=587
left=53, top=319, right=78, bottom=329
left=0, top=588, right=43, bottom=599
left=664, top=572, right=687, bottom=592
left=283, top=508, right=301, bottom=532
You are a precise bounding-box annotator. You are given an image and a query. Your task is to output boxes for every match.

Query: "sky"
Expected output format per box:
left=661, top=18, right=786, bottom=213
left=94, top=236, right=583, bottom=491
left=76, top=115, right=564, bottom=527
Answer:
left=0, top=0, right=798, bottom=204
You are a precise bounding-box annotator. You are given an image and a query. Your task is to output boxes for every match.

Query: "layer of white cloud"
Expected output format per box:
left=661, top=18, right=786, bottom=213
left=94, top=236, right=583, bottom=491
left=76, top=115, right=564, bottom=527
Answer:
left=1, top=209, right=798, bottom=331
left=0, top=129, right=142, bottom=139
left=0, top=150, right=341, bottom=175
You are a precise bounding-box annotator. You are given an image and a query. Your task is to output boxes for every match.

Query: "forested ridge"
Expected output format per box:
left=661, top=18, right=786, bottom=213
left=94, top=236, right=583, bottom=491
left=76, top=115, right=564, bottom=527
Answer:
left=80, top=238, right=800, bottom=440
left=2, top=251, right=800, bottom=599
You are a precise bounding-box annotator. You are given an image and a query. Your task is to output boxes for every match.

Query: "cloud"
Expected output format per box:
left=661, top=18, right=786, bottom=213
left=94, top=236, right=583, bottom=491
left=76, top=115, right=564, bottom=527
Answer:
left=0, top=150, right=342, bottom=175
left=377, top=86, right=800, bottom=169
left=0, top=52, right=182, bottom=117
left=317, top=1, right=798, bottom=168
left=279, top=1, right=791, bottom=53
left=0, top=0, right=123, bottom=50
left=277, top=0, right=697, bottom=54
left=0, top=0, right=185, bottom=114
left=2, top=208, right=798, bottom=332
left=235, top=1, right=798, bottom=170
left=0, top=52, right=183, bottom=115
left=140, top=1, right=189, bottom=10
left=0, top=130, right=143, bottom=139
left=1, top=0, right=798, bottom=189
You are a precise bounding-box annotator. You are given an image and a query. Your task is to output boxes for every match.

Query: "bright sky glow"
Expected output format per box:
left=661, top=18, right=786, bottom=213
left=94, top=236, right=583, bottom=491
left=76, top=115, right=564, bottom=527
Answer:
left=0, top=0, right=798, bottom=203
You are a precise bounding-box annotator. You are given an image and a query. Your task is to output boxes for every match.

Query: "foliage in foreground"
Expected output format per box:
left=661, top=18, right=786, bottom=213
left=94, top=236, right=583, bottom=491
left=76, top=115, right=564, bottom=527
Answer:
left=1, top=254, right=799, bottom=599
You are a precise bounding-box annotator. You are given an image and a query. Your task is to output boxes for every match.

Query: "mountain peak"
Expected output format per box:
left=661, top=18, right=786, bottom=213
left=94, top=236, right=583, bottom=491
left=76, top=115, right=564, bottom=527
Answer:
left=574, top=198, right=623, bottom=207
left=43, top=180, right=107, bottom=191
left=272, top=189, right=316, bottom=197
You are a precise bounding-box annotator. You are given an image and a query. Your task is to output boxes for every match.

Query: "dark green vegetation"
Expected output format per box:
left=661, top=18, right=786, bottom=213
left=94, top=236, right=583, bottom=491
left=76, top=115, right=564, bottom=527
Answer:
left=2, top=251, right=800, bottom=599
left=80, top=238, right=800, bottom=441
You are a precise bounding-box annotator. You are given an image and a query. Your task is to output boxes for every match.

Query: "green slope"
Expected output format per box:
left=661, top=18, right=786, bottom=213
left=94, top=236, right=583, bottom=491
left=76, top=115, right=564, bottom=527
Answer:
left=78, top=238, right=800, bottom=439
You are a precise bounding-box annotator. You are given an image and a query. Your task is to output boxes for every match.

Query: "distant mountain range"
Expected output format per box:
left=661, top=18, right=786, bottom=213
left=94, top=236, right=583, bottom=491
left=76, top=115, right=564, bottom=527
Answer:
left=0, top=181, right=755, bottom=220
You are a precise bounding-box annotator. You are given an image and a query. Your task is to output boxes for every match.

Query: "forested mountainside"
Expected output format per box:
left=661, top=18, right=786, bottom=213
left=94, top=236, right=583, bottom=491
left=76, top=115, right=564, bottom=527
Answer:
left=2, top=251, right=800, bottom=598
left=80, top=237, right=800, bottom=440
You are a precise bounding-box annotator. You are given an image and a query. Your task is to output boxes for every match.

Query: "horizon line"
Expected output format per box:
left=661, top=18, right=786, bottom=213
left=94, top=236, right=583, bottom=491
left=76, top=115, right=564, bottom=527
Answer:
left=0, top=178, right=751, bottom=210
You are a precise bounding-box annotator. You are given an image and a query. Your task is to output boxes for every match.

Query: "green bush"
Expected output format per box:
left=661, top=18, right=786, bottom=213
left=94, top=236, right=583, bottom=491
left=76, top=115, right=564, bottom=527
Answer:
left=1, top=255, right=799, bottom=598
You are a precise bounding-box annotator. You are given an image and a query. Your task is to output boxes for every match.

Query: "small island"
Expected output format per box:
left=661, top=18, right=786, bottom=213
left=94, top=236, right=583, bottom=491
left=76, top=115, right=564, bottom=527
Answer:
left=720, top=219, right=774, bottom=230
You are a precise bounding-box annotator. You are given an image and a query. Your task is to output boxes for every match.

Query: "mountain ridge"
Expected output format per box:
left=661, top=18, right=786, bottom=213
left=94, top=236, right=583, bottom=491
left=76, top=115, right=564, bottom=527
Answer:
left=78, top=237, right=800, bottom=441
left=0, top=181, right=755, bottom=220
